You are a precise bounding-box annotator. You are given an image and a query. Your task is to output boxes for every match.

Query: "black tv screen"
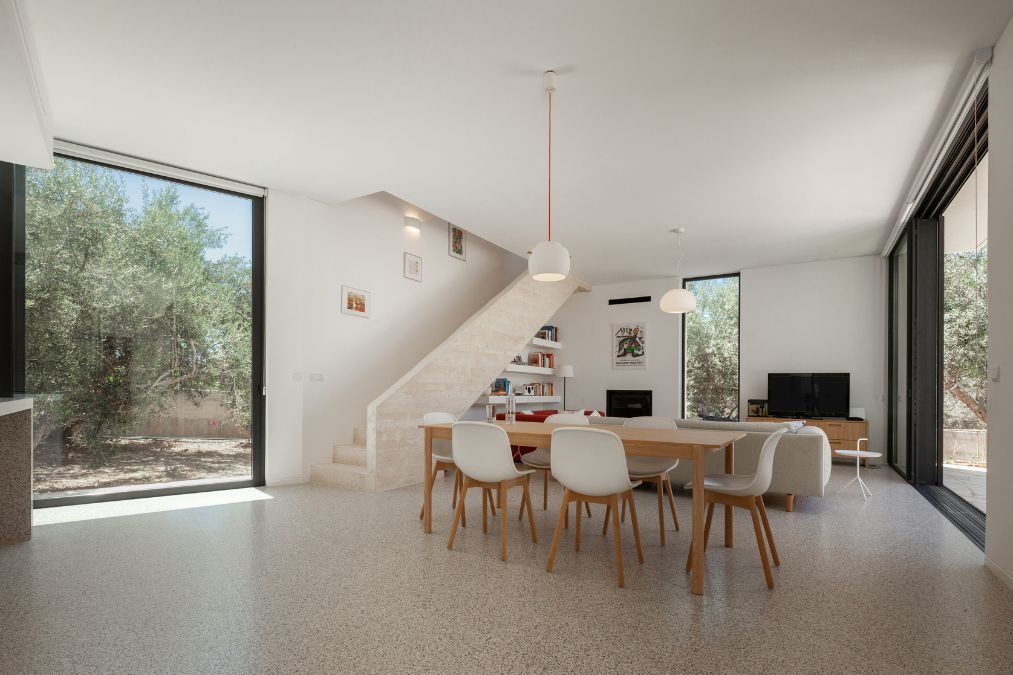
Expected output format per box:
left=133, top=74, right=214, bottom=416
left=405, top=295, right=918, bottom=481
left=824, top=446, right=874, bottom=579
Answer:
left=767, top=373, right=849, bottom=418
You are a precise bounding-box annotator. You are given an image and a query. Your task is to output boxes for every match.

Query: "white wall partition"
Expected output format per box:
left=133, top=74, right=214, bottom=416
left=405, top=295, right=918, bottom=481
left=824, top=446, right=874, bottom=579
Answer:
left=986, top=16, right=1013, bottom=589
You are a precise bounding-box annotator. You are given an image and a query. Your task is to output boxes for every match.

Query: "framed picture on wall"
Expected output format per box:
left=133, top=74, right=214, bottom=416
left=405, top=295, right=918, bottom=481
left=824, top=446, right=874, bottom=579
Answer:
left=403, top=252, right=422, bottom=282
left=613, top=321, right=647, bottom=369
left=341, top=285, right=370, bottom=318
left=448, top=224, right=466, bottom=260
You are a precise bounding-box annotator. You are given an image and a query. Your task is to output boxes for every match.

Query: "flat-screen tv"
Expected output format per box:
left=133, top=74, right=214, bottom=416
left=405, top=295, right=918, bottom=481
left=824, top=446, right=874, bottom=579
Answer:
left=767, top=373, right=849, bottom=418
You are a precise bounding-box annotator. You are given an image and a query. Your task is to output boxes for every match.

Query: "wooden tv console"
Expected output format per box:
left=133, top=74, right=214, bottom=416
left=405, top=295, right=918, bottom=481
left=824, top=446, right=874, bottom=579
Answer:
left=746, top=416, right=871, bottom=465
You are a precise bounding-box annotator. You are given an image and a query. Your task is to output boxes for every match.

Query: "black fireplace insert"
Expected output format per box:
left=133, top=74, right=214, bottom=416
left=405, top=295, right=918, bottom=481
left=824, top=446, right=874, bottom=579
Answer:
left=606, top=389, right=653, bottom=418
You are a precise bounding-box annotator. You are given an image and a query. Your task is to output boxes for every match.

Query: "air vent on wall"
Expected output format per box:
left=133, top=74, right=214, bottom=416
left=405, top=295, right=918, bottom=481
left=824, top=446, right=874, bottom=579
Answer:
left=608, top=296, right=651, bottom=306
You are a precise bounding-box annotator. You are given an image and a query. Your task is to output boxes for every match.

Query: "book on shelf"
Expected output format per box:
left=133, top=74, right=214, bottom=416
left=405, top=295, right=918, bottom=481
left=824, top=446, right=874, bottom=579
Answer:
left=535, top=325, right=559, bottom=342
left=526, top=352, right=555, bottom=368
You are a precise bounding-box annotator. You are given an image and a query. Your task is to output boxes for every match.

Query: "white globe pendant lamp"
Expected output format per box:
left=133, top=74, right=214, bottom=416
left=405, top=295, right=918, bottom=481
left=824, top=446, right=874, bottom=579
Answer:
left=660, top=228, right=696, bottom=314
left=528, top=70, right=571, bottom=281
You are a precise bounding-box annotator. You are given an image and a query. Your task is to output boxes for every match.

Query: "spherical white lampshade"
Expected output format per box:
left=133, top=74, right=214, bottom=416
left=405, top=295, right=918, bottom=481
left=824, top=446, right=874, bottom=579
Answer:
left=528, top=240, right=570, bottom=281
left=660, top=288, right=696, bottom=313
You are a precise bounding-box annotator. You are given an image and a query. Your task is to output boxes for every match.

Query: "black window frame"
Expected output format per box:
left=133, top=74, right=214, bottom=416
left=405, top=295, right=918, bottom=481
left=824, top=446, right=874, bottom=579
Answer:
left=680, top=272, right=742, bottom=421
left=2, top=152, right=266, bottom=507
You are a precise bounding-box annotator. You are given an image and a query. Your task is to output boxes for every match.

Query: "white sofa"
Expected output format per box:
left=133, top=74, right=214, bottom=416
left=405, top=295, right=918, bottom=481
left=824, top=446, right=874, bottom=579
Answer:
left=588, top=416, right=831, bottom=511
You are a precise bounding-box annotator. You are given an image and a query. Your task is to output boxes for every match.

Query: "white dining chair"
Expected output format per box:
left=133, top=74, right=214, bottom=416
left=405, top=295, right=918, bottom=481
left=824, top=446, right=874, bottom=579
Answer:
left=447, top=422, right=538, bottom=561
left=611, top=416, right=681, bottom=545
left=419, top=411, right=497, bottom=525
left=546, top=427, right=644, bottom=587
left=685, top=429, right=786, bottom=589
left=519, top=413, right=592, bottom=521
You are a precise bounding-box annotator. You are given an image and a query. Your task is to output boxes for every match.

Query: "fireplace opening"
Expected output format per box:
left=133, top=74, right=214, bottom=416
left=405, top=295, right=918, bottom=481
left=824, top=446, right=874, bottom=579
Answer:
left=606, top=390, right=653, bottom=418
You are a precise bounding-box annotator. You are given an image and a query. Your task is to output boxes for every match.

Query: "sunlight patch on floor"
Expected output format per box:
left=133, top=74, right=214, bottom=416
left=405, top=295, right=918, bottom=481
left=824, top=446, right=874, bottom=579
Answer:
left=32, top=487, right=273, bottom=526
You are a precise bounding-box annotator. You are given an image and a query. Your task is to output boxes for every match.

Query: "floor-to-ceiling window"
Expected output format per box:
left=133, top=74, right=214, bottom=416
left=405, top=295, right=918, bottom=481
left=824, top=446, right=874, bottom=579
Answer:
left=22, top=153, right=264, bottom=504
left=886, top=78, right=987, bottom=546
left=941, top=153, right=988, bottom=513
left=682, top=274, right=740, bottom=420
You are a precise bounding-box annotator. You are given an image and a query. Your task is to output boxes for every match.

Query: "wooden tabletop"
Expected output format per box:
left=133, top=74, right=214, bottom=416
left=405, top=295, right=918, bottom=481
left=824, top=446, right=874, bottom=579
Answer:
left=420, top=420, right=744, bottom=459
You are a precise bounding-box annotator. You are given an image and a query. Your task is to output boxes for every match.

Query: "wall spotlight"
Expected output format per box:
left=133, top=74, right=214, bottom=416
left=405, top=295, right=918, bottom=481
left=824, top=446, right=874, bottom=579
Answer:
left=404, top=216, right=422, bottom=235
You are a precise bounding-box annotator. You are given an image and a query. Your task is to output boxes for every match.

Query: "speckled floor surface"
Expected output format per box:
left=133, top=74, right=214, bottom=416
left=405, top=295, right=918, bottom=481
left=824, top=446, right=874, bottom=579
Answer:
left=2, top=463, right=1011, bottom=674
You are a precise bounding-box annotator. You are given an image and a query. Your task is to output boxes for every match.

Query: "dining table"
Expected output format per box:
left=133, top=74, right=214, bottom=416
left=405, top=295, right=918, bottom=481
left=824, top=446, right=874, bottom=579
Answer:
left=419, top=420, right=746, bottom=595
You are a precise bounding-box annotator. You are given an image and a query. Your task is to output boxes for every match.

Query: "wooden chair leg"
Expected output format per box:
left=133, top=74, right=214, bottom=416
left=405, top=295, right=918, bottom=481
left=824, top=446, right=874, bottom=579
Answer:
left=656, top=476, right=666, bottom=545
left=602, top=504, right=611, bottom=536
left=686, top=501, right=715, bottom=573
left=487, top=489, right=497, bottom=517
left=749, top=501, right=775, bottom=589
left=543, top=469, right=549, bottom=510
left=584, top=502, right=592, bottom=518
left=664, top=475, right=680, bottom=531
left=453, top=469, right=461, bottom=510
left=575, top=499, right=582, bottom=552
left=756, top=496, right=780, bottom=567
left=419, top=462, right=441, bottom=519
left=518, top=490, right=526, bottom=521
left=482, top=488, right=489, bottom=534
left=448, top=478, right=470, bottom=549
left=620, top=495, right=627, bottom=523
left=565, top=499, right=569, bottom=529
left=625, top=491, right=644, bottom=564
left=785, top=493, right=794, bottom=512
left=546, top=489, right=571, bottom=572
left=523, top=477, right=538, bottom=543
left=500, top=482, right=508, bottom=561
left=610, top=494, right=625, bottom=587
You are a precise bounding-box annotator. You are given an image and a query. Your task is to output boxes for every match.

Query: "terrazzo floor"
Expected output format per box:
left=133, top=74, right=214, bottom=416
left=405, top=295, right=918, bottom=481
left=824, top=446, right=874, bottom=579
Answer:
left=2, top=463, right=1012, bottom=674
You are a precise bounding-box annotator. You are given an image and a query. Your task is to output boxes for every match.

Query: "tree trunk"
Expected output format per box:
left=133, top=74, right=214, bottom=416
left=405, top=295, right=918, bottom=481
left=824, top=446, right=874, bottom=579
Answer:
left=943, top=376, right=988, bottom=424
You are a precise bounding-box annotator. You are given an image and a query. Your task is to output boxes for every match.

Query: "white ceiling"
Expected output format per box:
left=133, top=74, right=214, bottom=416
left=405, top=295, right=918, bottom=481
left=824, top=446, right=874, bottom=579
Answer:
left=20, top=0, right=1013, bottom=283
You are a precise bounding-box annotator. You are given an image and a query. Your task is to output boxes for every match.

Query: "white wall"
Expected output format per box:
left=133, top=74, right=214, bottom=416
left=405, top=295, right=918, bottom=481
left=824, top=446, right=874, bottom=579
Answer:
left=740, top=255, right=888, bottom=451
left=549, top=278, right=684, bottom=416
left=550, top=256, right=887, bottom=449
left=265, top=191, right=525, bottom=483
left=986, top=17, right=1013, bottom=589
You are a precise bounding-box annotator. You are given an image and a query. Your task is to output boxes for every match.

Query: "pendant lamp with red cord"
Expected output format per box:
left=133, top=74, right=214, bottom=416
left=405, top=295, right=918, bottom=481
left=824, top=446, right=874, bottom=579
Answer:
left=529, top=71, right=571, bottom=281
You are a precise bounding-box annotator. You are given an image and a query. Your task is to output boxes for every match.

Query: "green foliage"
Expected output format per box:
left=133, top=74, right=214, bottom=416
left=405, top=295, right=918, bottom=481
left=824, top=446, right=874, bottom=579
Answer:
left=684, top=277, right=740, bottom=420
left=26, top=158, right=253, bottom=455
left=943, top=248, right=988, bottom=429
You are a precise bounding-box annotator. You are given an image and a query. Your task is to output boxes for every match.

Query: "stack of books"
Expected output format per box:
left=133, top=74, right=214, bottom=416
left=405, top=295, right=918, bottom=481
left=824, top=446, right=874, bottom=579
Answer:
left=527, top=352, right=555, bottom=368
left=535, top=325, right=559, bottom=342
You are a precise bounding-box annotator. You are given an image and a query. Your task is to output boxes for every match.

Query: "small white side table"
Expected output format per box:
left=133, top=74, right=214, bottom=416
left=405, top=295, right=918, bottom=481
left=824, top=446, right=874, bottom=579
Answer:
left=835, top=438, right=882, bottom=501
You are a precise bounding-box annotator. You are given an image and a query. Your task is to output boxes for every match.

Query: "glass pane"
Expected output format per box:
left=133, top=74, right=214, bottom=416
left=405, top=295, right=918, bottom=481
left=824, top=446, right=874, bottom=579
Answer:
left=941, top=153, right=988, bottom=512
left=890, top=237, right=909, bottom=475
left=26, top=157, right=254, bottom=499
left=684, top=276, right=740, bottom=420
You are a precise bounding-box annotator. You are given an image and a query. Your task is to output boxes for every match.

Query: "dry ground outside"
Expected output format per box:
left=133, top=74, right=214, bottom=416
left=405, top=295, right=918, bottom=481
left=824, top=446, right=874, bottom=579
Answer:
left=33, top=437, right=252, bottom=494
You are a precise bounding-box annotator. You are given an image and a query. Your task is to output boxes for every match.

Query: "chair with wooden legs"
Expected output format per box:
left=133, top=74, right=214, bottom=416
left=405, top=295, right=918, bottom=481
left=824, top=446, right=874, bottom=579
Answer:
left=546, top=427, right=644, bottom=587
left=611, top=416, right=681, bottom=546
left=447, top=422, right=538, bottom=561
left=685, top=430, right=786, bottom=589
left=418, top=412, right=498, bottom=527
left=519, top=414, right=592, bottom=523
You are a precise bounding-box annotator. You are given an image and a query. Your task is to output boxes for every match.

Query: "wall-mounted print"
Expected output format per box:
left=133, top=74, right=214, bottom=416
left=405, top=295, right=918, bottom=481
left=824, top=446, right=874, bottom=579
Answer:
left=448, top=224, right=466, bottom=260
left=341, top=285, right=370, bottom=318
left=403, top=253, right=422, bottom=282
left=613, top=321, right=647, bottom=370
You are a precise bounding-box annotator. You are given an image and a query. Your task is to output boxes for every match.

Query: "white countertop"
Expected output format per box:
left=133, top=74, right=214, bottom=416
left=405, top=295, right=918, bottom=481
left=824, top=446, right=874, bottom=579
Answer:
left=0, top=396, right=33, bottom=416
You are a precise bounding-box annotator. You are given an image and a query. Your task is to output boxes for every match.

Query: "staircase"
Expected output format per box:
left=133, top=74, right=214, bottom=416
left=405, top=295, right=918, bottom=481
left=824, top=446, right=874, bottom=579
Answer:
left=310, top=272, right=588, bottom=491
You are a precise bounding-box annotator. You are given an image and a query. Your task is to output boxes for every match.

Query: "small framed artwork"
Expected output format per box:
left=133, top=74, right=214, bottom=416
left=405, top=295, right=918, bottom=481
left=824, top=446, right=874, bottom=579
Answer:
left=341, top=285, right=370, bottom=318
left=403, top=253, right=422, bottom=282
left=448, top=223, right=466, bottom=260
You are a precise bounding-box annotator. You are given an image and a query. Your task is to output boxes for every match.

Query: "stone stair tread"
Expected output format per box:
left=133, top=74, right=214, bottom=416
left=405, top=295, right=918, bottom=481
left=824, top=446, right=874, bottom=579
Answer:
left=312, top=461, right=370, bottom=474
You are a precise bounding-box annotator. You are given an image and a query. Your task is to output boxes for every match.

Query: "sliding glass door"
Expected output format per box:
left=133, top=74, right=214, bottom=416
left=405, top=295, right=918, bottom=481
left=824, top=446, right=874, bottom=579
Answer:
left=25, top=155, right=264, bottom=504
left=941, top=153, right=988, bottom=513
left=889, top=233, right=910, bottom=477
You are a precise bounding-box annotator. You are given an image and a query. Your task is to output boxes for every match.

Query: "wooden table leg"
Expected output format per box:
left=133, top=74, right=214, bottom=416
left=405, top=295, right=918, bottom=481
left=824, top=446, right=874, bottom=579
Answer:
left=691, top=444, right=705, bottom=595
left=724, top=441, right=734, bottom=548
left=423, top=427, right=434, bottom=534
